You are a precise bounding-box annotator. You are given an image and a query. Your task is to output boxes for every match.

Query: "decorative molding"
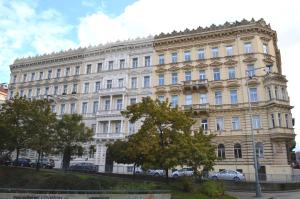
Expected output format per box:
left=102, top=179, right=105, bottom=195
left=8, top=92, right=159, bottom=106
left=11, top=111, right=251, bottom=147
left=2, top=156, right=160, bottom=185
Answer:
left=260, top=36, right=271, bottom=42
left=195, top=62, right=208, bottom=68
left=182, top=64, right=194, bottom=70
left=243, top=55, right=257, bottom=63
left=246, top=77, right=260, bottom=86
left=168, top=66, right=180, bottom=71
left=210, top=60, right=223, bottom=67
left=240, top=36, right=255, bottom=41
left=210, top=81, right=224, bottom=89
left=222, top=39, right=236, bottom=44
left=224, top=59, right=238, bottom=66
left=226, top=80, right=240, bottom=88
left=155, top=68, right=167, bottom=73
left=263, top=56, right=274, bottom=64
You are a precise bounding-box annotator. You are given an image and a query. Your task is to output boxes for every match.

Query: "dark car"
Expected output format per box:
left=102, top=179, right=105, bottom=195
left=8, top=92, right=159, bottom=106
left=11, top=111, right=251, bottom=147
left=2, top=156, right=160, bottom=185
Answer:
left=12, top=158, right=31, bottom=167
left=68, top=162, right=98, bottom=173
left=30, top=158, right=55, bottom=169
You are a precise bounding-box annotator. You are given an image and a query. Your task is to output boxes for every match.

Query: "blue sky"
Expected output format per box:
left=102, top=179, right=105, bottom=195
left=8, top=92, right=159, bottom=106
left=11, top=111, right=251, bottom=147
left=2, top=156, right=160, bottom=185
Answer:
left=1, top=0, right=300, bottom=150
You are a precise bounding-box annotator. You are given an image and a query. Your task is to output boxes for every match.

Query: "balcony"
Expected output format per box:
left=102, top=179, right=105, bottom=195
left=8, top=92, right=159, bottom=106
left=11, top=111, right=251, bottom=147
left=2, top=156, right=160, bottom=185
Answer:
left=270, top=128, right=295, bottom=141
left=97, top=109, right=123, bottom=119
left=182, top=79, right=208, bottom=91
left=99, top=86, right=127, bottom=96
left=192, top=104, right=209, bottom=114
left=95, top=132, right=125, bottom=140
left=265, top=98, right=291, bottom=107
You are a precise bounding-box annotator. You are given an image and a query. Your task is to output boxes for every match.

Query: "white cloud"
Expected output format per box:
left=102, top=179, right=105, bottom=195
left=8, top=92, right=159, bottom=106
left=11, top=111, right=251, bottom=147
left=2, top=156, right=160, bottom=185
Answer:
left=77, top=0, right=300, bottom=150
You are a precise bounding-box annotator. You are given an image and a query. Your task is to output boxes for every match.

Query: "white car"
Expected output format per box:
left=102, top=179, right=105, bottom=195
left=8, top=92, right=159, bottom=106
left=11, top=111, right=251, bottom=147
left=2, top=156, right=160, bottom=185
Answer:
left=209, top=170, right=245, bottom=182
left=147, top=169, right=165, bottom=176
left=171, top=167, right=194, bottom=178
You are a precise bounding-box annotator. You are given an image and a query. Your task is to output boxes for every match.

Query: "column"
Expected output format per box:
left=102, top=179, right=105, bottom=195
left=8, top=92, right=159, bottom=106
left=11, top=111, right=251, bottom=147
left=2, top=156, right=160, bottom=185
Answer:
left=122, top=94, right=125, bottom=110
left=110, top=95, right=113, bottom=111
left=108, top=120, right=111, bottom=134
left=120, top=120, right=123, bottom=135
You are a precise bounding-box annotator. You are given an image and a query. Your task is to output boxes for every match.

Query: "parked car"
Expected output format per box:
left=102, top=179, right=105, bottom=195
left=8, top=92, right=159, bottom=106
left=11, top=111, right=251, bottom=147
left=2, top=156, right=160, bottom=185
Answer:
left=209, top=170, right=245, bottom=182
left=171, top=167, right=194, bottom=178
left=147, top=169, right=165, bottom=177
left=68, top=162, right=98, bottom=173
left=12, top=158, right=31, bottom=167
left=30, top=158, right=55, bottom=169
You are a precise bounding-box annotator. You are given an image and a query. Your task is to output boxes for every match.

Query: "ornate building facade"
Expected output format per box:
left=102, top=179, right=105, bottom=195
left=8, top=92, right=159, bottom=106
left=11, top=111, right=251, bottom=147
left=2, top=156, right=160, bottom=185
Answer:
left=8, top=19, right=295, bottom=178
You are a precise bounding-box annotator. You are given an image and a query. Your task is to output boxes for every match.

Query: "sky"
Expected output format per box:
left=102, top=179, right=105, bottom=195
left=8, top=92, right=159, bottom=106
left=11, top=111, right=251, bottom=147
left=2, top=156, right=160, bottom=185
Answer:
left=1, top=0, right=300, bottom=150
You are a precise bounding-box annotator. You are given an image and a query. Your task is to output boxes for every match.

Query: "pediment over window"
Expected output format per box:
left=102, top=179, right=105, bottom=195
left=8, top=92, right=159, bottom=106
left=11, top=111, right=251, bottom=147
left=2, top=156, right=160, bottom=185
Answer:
left=226, top=79, right=240, bottom=88
left=263, top=57, right=274, bottom=64
left=210, top=81, right=224, bottom=89
left=240, top=36, right=254, bottom=41
left=246, top=77, right=260, bottom=86
left=260, top=36, right=271, bottom=42
left=130, top=71, right=139, bottom=75
left=210, top=60, right=222, bottom=67
left=182, top=64, right=193, bottom=70
left=243, top=56, right=257, bottom=63
left=168, top=66, right=180, bottom=71
left=155, top=87, right=167, bottom=94
left=195, top=62, right=208, bottom=68
left=224, top=59, right=238, bottom=66
left=169, top=85, right=182, bottom=93
left=155, top=68, right=167, bottom=73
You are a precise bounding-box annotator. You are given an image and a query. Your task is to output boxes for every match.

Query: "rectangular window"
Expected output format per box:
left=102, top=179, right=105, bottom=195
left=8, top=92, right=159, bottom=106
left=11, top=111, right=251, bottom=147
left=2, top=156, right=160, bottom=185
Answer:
left=86, top=64, right=91, bottom=74
left=216, top=117, right=224, bottom=131
left=158, top=96, right=164, bottom=102
left=158, top=74, right=164, bottom=86
left=226, top=46, right=233, bottom=56
left=132, top=58, right=138, bottom=68
left=28, top=89, right=32, bottom=98
left=247, top=64, right=255, bottom=77
left=278, top=113, right=282, bottom=127
left=184, top=51, right=191, bottom=61
left=104, top=99, right=110, bottom=110
left=244, top=42, right=252, bottom=54
left=105, top=80, right=111, bottom=89
left=54, top=86, right=58, bottom=95
left=118, top=78, right=124, bottom=88
left=95, top=81, right=101, bottom=92
left=252, top=115, right=261, bottom=129
left=45, top=87, right=49, bottom=95
left=171, top=52, right=177, bottom=63
left=215, top=91, right=222, bottom=105
left=84, top=82, right=89, bottom=93
left=103, top=122, right=108, bottom=133
left=200, top=93, right=207, bottom=104
left=39, top=72, right=43, bottom=80
left=249, top=88, right=258, bottom=102
left=232, top=117, right=240, bottom=130
left=201, top=119, right=208, bottom=130
left=263, top=43, right=269, bottom=54
left=97, top=63, right=102, bottom=72
left=63, top=85, right=67, bottom=94
left=172, top=73, right=178, bottom=84
left=129, top=122, right=135, bottom=134
left=48, top=70, right=52, bottom=79
left=93, top=101, right=99, bottom=114
left=72, top=84, right=77, bottom=94
left=144, top=76, right=150, bottom=88
left=213, top=68, right=221, bottom=81
left=75, top=66, right=80, bottom=75
left=51, top=105, right=56, bottom=113
left=145, top=56, right=151, bottom=67
left=108, top=61, right=113, bottom=70
left=212, top=47, right=219, bottom=58
left=171, top=95, right=178, bottom=108
left=199, top=70, right=206, bottom=80
left=228, top=67, right=236, bottom=79
left=185, top=94, right=192, bottom=105
left=82, top=102, right=88, bottom=114
left=36, top=88, right=40, bottom=96
left=131, top=77, right=137, bottom=89
left=66, top=67, right=70, bottom=76
left=20, top=90, right=24, bottom=97
left=70, top=103, right=76, bottom=114
left=13, top=75, right=17, bottom=83
left=185, top=71, right=192, bottom=81
left=61, top=104, right=65, bottom=115
left=119, top=59, right=125, bottom=69
left=271, top=113, right=275, bottom=128
left=230, top=90, right=238, bottom=104
left=198, top=49, right=205, bottom=60
left=31, top=73, right=35, bottom=81
left=56, top=69, right=61, bottom=78
left=285, top=114, right=289, bottom=128
left=159, top=54, right=164, bottom=65
left=23, top=74, right=27, bottom=82
left=130, top=98, right=137, bottom=105
left=115, top=121, right=121, bottom=133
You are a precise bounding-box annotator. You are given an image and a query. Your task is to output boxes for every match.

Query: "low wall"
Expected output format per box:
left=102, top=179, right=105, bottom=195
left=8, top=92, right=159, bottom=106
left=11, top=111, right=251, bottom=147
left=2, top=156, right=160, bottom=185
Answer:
left=224, top=181, right=300, bottom=191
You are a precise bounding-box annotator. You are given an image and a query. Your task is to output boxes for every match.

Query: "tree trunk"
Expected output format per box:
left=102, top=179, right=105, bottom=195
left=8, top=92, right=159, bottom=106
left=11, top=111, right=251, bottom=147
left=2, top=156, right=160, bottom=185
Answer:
left=16, top=148, right=20, bottom=161
left=62, top=147, right=71, bottom=171
left=165, top=168, right=169, bottom=182
left=36, top=151, right=41, bottom=171
left=133, top=163, right=136, bottom=179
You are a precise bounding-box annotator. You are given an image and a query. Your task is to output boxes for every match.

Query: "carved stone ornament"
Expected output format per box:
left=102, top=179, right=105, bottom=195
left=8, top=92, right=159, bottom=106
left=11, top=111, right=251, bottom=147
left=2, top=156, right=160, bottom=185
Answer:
left=210, top=81, right=224, bottom=89
left=226, top=80, right=240, bottom=88
left=210, top=60, right=223, bottom=67
left=182, top=64, right=194, bottom=70
left=224, top=59, right=238, bottom=65
left=195, top=62, right=208, bottom=68
left=155, top=87, right=167, bottom=94
left=260, top=36, right=271, bottom=42
left=168, top=66, right=180, bottom=71
left=169, top=85, right=182, bottom=93
left=246, top=77, right=260, bottom=86
left=155, top=68, right=167, bottom=73
left=243, top=56, right=257, bottom=63
left=263, top=57, right=274, bottom=64
left=240, top=36, right=255, bottom=41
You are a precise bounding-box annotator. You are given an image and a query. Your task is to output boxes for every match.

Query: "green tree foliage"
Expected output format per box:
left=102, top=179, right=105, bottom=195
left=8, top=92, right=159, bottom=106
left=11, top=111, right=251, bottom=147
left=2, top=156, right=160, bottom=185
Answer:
left=55, top=114, right=93, bottom=170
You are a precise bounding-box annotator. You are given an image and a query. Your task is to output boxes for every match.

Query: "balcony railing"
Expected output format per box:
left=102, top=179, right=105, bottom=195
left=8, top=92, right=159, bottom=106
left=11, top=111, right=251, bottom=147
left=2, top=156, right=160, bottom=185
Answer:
left=97, top=109, right=124, bottom=116
left=99, top=86, right=127, bottom=95
left=95, top=132, right=125, bottom=139
left=182, top=79, right=208, bottom=90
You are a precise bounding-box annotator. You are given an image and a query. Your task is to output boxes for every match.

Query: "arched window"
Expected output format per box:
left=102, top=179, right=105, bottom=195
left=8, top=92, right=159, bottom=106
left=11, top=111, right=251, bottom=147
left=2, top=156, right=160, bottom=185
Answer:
left=234, top=143, right=242, bottom=158
left=255, top=142, right=264, bottom=158
left=218, top=144, right=226, bottom=159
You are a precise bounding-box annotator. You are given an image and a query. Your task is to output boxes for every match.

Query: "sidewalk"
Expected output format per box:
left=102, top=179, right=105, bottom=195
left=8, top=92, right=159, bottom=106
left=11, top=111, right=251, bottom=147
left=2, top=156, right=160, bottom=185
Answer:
left=227, top=190, right=300, bottom=199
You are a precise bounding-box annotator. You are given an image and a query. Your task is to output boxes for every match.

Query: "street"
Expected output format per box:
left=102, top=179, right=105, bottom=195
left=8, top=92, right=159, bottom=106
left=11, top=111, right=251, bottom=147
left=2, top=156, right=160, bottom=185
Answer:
left=227, top=190, right=300, bottom=199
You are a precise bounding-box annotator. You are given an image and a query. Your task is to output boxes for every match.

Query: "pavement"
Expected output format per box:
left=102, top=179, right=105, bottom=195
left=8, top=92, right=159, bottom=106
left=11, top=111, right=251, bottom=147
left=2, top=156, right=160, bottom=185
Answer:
left=227, top=190, right=300, bottom=199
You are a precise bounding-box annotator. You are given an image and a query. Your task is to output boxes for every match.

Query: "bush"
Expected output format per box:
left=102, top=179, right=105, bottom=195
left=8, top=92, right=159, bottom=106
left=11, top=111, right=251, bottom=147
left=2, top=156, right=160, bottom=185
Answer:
left=177, top=176, right=195, bottom=192
left=200, top=180, right=224, bottom=198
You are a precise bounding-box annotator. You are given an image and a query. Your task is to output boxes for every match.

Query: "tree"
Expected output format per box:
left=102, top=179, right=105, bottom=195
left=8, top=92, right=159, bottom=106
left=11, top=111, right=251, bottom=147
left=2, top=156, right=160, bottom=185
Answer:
left=55, top=114, right=93, bottom=170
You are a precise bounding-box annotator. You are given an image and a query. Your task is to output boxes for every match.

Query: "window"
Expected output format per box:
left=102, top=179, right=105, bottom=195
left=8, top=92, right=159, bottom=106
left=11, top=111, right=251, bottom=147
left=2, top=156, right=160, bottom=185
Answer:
left=56, top=69, right=61, bottom=78
left=213, top=68, right=221, bottom=80
left=60, top=104, right=65, bottom=115
left=244, top=42, right=252, bottom=54
left=103, top=122, right=108, bottom=133
left=20, top=90, right=24, bottom=97
left=256, top=142, right=264, bottom=158
left=66, top=67, right=70, bottom=76
left=200, top=93, right=207, bottom=104
left=184, top=51, right=191, bottom=61
left=129, top=122, right=135, bottom=134
left=86, top=64, right=91, bottom=74
left=230, top=90, right=238, bottom=104
left=118, top=78, right=124, bottom=88
left=249, top=88, right=258, bottom=102
left=201, top=119, right=208, bottom=130
left=130, top=98, right=137, bottom=105
left=116, top=99, right=123, bottom=110
left=234, top=143, right=242, bottom=158
left=216, top=117, right=224, bottom=131
left=267, top=87, right=272, bottom=100
left=84, top=83, right=89, bottom=93
left=28, top=89, right=32, bottom=98
left=271, top=113, right=275, bottom=128
left=70, top=103, right=76, bottom=114
left=93, top=101, right=99, bottom=114
left=72, top=84, right=77, bottom=94
left=252, top=115, right=261, bottom=129
left=95, top=81, right=101, bottom=92
left=278, top=113, right=282, bottom=127
left=185, top=71, right=191, bottom=81
left=185, top=94, right=192, bottom=105
left=263, top=43, right=269, bottom=54
left=228, top=67, right=236, bottom=79
left=75, top=66, right=80, bottom=75
left=132, top=58, right=138, bottom=68
left=10, top=91, right=13, bottom=98
left=282, top=87, right=286, bottom=100
left=215, top=91, right=222, bottom=105
left=106, top=80, right=112, bottom=89
left=172, top=73, right=178, bottom=84
left=199, top=70, right=206, bottom=80
left=198, top=49, right=205, bottom=60
left=51, top=105, right=56, bottom=113
left=232, top=117, right=240, bottom=130
left=48, top=70, right=52, bottom=79
left=39, top=72, right=43, bottom=80
left=247, top=64, right=255, bottom=77
left=145, top=56, right=151, bottom=67
left=226, top=46, right=233, bottom=56
left=104, top=99, right=110, bottom=110
left=218, top=144, right=225, bottom=159
left=158, top=96, right=165, bottom=102
left=13, top=75, right=17, bottom=83
left=159, top=54, right=164, bottom=65
left=23, top=74, right=27, bottom=82
left=285, top=114, right=289, bottom=128
left=45, top=87, right=49, bottom=95
left=171, top=52, right=177, bottom=63
left=212, top=47, right=219, bottom=58
left=82, top=102, right=88, bottom=114
left=119, top=59, right=125, bottom=69
left=115, top=122, right=121, bottom=133
left=131, top=77, right=137, bottom=89
left=63, top=85, right=67, bottom=94
left=108, top=61, right=113, bottom=70
left=144, top=76, right=150, bottom=88
left=158, top=74, right=164, bottom=86
left=97, top=63, right=102, bottom=72
left=36, top=88, right=40, bottom=96
left=275, top=86, right=278, bottom=99
left=171, top=95, right=178, bottom=108
left=31, top=73, right=35, bottom=81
